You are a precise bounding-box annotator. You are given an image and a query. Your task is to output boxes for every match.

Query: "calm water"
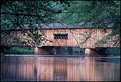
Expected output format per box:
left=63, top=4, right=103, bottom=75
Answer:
left=1, top=55, right=120, bottom=81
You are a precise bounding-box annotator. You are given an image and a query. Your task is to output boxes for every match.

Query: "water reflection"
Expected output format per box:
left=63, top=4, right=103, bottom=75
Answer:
left=1, top=56, right=120, bottom=81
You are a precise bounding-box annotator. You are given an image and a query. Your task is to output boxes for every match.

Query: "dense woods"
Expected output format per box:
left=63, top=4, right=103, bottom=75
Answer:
left=0, top=1, right=120, bottom=81
left=1, top=1, right=120, bottom=53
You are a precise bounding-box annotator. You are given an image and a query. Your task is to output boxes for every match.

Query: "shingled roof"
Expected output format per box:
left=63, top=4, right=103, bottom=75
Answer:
left=24, top=22, right=113, bottom=29
left=1, top=22, right=113, bottom=30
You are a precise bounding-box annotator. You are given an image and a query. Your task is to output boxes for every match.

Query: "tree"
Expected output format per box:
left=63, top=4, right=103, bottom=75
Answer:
left=54, top=1, right=120, bottom=47
left=1, top=0, right=70, bottom=29
left=1, top=1, right=120, bottom=48
left=55, top=1, right=120, bottom=31
left=1, top=0, right=70, bottom=49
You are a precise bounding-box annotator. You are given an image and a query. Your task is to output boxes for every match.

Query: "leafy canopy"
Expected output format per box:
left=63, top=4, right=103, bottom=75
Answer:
left=54, top=1, right=120, bottom=34
left=1, top=0, right=70, bottom=29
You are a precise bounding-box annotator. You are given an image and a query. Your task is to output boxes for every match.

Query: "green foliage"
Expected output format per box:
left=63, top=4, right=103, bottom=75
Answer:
left=1, top=0, right=70, bottom=29
left=1, top=1, right=70, bottom=47
left=106, top=48, right=120, bottom=56
left=26, top=30, right=46, bottom=47
left=67, top=47, right=73, bottom=54
left=1, top=1, right=120, bottom=47
left=7, top=47, right=34, bottom=54
left=95, top=33, right=120, bottom=47
left=55, top=1, right=120, bottom=33
left=54, top=1, right=120, bottom=47
left=1, top=19, right=12, bottom=29
left=95, top=34, right=110, bottom=47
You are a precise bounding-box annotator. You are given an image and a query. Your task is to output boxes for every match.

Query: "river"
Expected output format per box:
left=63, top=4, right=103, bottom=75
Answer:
left=1, top=55, right=120, bottom=81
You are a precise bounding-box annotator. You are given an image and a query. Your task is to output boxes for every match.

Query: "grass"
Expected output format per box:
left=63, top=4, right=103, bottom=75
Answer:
left=106, top=48, right=120, bottom=56
left=7, top=47, right=34, bottom=54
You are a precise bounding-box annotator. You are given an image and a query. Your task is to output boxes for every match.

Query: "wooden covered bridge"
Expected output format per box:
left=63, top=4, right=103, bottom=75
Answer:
left=1, top=23, right=119, bottom=55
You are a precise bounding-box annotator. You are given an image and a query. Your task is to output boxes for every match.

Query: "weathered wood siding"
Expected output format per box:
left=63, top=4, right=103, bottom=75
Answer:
left=1, top=28, right=118, bottom=48
left=44, top=28, right=113, bottom=48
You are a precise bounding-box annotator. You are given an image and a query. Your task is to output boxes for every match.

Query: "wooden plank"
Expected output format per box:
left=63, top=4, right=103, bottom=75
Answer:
left=1, top=28, right=117, bottom=48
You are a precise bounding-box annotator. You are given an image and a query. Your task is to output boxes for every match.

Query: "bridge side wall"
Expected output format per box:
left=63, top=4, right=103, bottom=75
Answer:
left=44, top=28, right=113, bottom=48
left=1, top=28, right=117, bottom=48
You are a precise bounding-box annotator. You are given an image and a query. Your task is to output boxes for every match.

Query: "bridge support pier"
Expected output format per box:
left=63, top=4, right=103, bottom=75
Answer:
left=85, top=48, right=91, bottom=56
left=34, top=47, right=40, bottom=55
left=85, top=48, right=101, bottom=57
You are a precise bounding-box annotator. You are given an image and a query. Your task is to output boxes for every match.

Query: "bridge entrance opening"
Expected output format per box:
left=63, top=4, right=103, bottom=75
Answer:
left=37, top=46, right=85, bottom=56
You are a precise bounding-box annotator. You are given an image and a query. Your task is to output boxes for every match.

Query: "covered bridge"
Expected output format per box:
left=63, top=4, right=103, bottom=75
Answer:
left=1, top=23, right=119, bottom=55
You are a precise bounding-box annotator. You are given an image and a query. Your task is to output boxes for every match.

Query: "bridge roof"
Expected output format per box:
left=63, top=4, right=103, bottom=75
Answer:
left=1, top=22, right=113, bottom=31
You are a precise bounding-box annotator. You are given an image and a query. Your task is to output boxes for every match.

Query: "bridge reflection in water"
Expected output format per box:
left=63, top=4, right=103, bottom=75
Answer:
left=1, top=56, right=120, bottom=81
